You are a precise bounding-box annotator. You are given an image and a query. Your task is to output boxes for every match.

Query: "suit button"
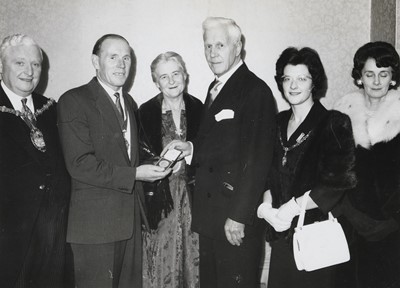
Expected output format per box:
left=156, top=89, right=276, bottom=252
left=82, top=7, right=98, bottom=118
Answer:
left=207, top=192, right=211, bottom=198
left=209, top=167, right=213, bottom=173
left=39, top=185, right=46, bottom=190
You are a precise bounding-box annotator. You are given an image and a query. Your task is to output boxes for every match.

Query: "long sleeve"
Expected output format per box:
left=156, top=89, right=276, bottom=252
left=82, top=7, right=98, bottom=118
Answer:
left=310, top=112, right=357, bottom=214
left=57, top=89, right=136, bottom=194
left=228, top=84, right=277, bottom=224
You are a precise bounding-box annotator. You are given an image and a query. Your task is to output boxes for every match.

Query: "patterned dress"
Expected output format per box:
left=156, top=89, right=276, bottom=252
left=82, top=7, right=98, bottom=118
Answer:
left=142, top=108, right=200, bottom=288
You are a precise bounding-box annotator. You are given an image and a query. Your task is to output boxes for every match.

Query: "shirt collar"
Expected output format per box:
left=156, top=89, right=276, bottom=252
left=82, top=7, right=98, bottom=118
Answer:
left=215, top=60, right=243, bottom=85
left=1, top=81, right=33, bottom=112
left=97, top=78, right=123, bottom=100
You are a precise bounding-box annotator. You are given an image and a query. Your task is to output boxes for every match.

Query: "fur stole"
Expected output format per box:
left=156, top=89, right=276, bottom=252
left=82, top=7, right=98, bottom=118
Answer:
left=334, top=89, right=400, bottom=148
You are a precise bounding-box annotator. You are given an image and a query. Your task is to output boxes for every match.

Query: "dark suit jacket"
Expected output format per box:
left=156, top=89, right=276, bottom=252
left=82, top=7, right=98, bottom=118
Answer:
left=0, top=86, right=71, bottom=287
left=191, top=63, right=277, bottom=240
left=58, top=77, right=144, bottom=244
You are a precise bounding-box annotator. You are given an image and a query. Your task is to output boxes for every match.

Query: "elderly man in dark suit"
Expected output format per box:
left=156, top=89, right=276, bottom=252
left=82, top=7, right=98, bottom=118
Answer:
left=57, top=34, right=170, bottom=288
left=166, top=17, right=277, bottom=288
left=0, top=34, right=72, bottom=287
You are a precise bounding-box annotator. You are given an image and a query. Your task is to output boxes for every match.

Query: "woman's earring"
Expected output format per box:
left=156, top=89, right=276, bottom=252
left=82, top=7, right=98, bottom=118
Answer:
left=356, top=79, right=363, bottom=86
left=390, top=80, right=396, bottom=86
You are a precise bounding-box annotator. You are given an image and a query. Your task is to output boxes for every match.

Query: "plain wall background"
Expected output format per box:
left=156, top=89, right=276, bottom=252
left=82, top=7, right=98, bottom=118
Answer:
left=1, top=0, right=371, bottom=111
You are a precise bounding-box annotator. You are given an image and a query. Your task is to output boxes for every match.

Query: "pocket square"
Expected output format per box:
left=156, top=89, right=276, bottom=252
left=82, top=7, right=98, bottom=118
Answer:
left=215, top=109, right=235, bottom=122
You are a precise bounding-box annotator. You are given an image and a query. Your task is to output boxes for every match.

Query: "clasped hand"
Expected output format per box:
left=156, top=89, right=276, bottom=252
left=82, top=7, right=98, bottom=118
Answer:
left=224, top=218, right=245, bottom=246
left=257, top=202, right=291, bottom=232
left=257, top=198, right=301, bottom=232
left=276, top=198, right=301, bottom=222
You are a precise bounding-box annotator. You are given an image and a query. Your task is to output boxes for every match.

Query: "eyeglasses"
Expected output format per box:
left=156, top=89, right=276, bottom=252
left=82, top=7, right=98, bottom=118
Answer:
left=281, top=75, right=312, bottom=85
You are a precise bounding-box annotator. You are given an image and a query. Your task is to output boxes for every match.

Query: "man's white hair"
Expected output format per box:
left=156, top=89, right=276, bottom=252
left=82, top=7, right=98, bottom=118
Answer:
left=0, top=33, right=43, bottom=61
left=202, top=17, right=242, bottom=44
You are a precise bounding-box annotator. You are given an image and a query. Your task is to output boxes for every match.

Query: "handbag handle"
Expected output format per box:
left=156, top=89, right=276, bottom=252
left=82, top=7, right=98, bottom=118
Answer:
left=296, top=191, right=334, bottom=229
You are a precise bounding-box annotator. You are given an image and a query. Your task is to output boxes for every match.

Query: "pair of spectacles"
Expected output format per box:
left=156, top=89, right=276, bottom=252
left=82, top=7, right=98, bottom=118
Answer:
left=281, top=75, right=312, bottom=85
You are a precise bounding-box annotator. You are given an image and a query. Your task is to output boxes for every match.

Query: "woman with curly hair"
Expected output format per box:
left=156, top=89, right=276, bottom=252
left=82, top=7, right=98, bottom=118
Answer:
left=257, top=47, right=357, bottom=288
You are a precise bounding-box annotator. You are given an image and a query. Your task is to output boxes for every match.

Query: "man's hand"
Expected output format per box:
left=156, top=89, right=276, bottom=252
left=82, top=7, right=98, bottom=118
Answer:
left=162, top=140, right=192, bottom=159
left=136, top=164, right=171, bottom=182
left=224, top=218, right=245, bottom=246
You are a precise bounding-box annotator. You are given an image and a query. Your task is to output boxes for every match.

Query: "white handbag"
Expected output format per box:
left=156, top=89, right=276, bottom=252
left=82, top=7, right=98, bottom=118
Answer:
left=293, top=191, right=350, bottom=272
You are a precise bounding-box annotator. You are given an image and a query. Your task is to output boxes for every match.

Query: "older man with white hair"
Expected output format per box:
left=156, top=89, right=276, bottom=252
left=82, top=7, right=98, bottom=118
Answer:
left=0, top=34, right=72, bottom=288
left=166, top=17, right=277, bottom=287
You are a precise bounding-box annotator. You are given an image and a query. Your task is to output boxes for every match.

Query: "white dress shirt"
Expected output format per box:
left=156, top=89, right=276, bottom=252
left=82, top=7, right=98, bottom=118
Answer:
left=1, top=81, right=35, bottom=112
left=213, top=59, right=244, bottom=97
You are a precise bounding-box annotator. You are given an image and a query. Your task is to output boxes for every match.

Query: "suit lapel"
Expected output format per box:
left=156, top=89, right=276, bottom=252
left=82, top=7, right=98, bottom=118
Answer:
left=89, top=79, right=130, bottom=164
left=199, top=65, right=247, bottom=135
left=33, top=93, right=59, bottom=169
left=123, top=93, right=139, bottom=167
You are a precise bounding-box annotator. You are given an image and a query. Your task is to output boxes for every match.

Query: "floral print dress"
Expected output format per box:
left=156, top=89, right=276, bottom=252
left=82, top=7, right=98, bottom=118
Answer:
left=142, top=108, right=200, bottom=288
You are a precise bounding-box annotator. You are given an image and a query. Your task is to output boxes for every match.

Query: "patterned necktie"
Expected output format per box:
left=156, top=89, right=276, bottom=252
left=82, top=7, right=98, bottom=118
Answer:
left=113, top=92, right=125, bottom=120
left=114, top=92, right=129, bottom=151
left=208, top=80, right=222, bottom=108
left=21, top=98, right=36, bottom=125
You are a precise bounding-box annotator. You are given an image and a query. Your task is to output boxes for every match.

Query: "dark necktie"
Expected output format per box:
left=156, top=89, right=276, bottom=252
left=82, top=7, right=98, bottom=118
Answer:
left=207, top=80, right=222, bottom=108
left=113, top=92, right=130, bottom=151
left=113, top=92, right=124, bottom=120
left=21, top=98, right=36, bottom=125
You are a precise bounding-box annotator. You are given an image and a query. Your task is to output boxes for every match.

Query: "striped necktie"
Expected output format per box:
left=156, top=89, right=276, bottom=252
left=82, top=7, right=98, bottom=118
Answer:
left=207, top=80, right=222, bottom=108
left=21, top=98, right=36, bottom=125
left=113, top=92, right=124, bottom=120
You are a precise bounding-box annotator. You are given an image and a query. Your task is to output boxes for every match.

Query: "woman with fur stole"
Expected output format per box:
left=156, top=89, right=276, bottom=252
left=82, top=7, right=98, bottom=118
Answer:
left=334, top=41, right=400, bottom=288
left=257, top=47, right=357, bottom=288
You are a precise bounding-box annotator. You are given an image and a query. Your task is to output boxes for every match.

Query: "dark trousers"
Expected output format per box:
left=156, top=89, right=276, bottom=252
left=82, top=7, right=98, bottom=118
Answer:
left=15, top=205, right=72, bottom=288
left=199, top=234, right=263, bottom=288
left=70, top=232, right=142, bottom=288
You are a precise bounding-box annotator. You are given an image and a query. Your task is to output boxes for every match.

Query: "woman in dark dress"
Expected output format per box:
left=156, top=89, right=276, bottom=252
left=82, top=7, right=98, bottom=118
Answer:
left=138, top=51, right=203, bottom=288
left=257, top=47, right=357, bottom=288
left=334, top=41, right=400, bottom=288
